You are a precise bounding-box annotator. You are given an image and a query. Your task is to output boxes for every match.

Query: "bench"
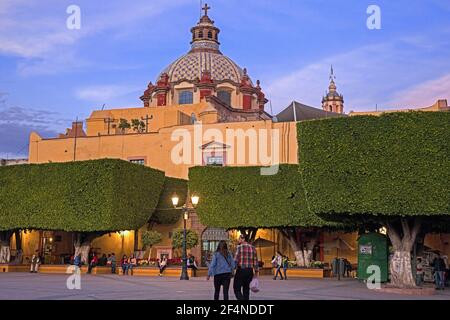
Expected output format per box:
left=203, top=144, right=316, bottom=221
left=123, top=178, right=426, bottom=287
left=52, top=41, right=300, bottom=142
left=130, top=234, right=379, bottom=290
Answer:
left=273, top=267, right=328, bottom=278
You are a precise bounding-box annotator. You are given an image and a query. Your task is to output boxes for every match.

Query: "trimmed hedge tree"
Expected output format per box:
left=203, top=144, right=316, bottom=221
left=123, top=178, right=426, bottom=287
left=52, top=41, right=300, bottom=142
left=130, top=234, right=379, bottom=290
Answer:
left=297, top=112, right=450, bottom=287
left=189, top=165, right=350, bottom=266
left=0, top=159, right=165, bottom=263
left=150, top=177, right=188, bottom=226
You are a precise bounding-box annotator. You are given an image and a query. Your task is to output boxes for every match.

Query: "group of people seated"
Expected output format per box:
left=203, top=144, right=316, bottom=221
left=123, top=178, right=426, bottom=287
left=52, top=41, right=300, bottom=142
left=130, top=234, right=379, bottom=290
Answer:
left=68, top=251, right=199, bottom=277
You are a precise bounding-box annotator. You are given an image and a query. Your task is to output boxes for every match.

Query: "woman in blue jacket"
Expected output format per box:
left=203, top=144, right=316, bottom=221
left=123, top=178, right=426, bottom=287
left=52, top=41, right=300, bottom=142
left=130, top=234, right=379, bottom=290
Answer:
left=207, top=240, right=235, bottom=300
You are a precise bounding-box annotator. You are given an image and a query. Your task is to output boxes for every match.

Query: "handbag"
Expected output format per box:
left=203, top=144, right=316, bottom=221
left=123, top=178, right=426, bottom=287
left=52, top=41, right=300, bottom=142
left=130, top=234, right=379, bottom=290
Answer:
left=250, top=278, right=260, bottom=293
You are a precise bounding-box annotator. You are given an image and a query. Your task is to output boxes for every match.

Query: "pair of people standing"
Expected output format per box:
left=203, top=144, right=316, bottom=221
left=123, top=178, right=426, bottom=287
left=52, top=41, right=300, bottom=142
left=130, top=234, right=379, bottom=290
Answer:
left=272, top=252, right=288, bottom=280
left=207, top=235, right=259, bottom=301
left=30, top=251, right=41, bottom=273
left=432, top=253, right=447, bottom=290
left=121, top=254, right=137, bottom=275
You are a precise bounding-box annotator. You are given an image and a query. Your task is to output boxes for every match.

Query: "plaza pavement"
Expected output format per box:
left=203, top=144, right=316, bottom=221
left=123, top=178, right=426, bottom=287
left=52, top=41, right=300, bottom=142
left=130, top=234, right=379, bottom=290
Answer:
left=0, top=273, right=449, bottom=300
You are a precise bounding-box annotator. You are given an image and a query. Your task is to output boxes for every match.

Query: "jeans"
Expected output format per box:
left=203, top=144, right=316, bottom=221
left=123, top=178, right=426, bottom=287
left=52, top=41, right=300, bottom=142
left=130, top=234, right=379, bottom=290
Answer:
left=87, top=263, right=96, bottom=274
left=122, top=264, right=129, bottom=275
left=128, top=264, right=135, bottom=275
left=435, top=271, right=445, bottom=289
left=159, top=265, right=167, bottom=275
left=274, top=266, right=284, bottom=279
left=283, top=267, right=287, bottom=280
left=416, top=273, right=424, bottom=286
left=233, top=268, right=253, bottom=300
left=213, top=273, right=231, bottom=300
left=111, top=264, right=116, bottom=274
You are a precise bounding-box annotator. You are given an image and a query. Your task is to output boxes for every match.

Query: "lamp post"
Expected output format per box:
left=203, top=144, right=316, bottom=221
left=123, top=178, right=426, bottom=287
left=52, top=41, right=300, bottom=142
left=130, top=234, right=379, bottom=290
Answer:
left=171, top=193, right=200, bottom=280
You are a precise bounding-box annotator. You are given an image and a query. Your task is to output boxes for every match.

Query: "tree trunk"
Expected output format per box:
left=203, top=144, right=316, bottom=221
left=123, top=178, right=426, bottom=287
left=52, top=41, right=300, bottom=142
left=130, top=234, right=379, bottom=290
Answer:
left=303, top=240, right=317, bottom=267
left=0, top=241, right=11, bottom=264
left=147, top=246, right=153, bottom=261
left=280, top=228, right=318, bottom=267
left=390, top=251, right=415, bottom=287
left=386, top=217, right=421, bottom=288
left=0, top=231, right=13, bottom=264
left=73, top=232, right=103, bottom=265
left=14, top=230, right=23, bottom=264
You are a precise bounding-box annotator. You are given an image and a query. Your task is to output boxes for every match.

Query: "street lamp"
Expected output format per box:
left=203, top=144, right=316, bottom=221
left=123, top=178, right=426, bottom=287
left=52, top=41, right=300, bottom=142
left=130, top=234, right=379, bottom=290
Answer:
left=171, top=193, right=200, bottom=280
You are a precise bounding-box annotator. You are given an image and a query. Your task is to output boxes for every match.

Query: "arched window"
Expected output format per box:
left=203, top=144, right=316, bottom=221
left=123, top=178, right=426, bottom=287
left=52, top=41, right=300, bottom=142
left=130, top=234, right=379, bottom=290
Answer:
left=208, top=31, right=213, bottom=39
left=179, top=91, right=193, bottom=105
left=217, top=90, right=231, bottom=106
left=198, top=30, right=204, bottom=38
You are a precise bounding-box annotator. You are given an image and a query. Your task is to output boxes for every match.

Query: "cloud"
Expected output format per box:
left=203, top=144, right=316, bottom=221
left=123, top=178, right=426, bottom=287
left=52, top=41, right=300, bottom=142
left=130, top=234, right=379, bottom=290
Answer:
left=0, top=102, right=72, bottom=158
left=75, top=84, right=141, bottom=102
left=386, top=73, right=450, bottom=108
left=0, top=0, right=190, bottom=75
left=265, top=34, right=450, bottom=114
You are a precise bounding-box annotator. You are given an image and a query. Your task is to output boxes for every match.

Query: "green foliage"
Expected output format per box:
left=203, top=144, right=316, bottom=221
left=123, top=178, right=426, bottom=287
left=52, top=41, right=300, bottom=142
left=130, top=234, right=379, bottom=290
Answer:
left=188, top=165, right=341, bottom=229
left=0, top=159, right=165, bottom=232
left=141, top=230, right=162, bottom=249
left=151, top=177, right=188, bottom=225
left=297, top=112, right=450, bottom=219
left=118, top=118, right=131, bottom=133
left=131, top=119, right=146, bottom=133
left=172, top=229, right=199, bottom=249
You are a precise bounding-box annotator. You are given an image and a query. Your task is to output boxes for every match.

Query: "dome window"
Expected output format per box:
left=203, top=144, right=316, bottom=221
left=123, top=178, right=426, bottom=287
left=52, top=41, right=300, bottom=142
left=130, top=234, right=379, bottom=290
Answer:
left=198, top=31, right=204, bottom=38
left=179, top=91, right=194, bottom=105
left=208, top=31, right=213, bottom=39
left=217, top=90, right=231, bottom=106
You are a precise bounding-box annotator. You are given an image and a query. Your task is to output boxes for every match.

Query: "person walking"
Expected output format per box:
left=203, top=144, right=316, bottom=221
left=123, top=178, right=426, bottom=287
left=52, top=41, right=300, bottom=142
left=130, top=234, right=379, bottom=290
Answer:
left=282, top=255, right=289, bottom=280
left=30, top=251, right=41, bottom=273
left=272, top=252, right=283, bottom=280
left=159, top=256, right=168, bottom=276
left=432, top=253, right=446, bottom=290
left=207, top=240, right=235, bottom=300
left=233, top=234, right=259, bottom=300
left=121, top=255, right=129, bottom=275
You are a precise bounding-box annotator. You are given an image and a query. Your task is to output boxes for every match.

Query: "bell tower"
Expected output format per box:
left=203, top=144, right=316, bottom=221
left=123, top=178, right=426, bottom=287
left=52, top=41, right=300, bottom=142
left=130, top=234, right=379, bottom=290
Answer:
left=189, top=3, right=221, bottom=54
left=322, top=66, right=344, bottom=114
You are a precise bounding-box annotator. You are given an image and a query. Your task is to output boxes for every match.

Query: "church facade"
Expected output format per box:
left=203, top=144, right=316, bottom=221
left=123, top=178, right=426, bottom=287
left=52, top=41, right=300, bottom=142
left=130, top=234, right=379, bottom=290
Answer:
left=19, top=5, right=450, bottom=268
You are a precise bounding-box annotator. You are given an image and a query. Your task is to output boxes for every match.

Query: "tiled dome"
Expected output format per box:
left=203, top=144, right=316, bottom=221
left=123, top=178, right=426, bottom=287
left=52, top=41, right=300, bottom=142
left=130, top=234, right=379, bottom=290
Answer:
left=162, top=51, right=245, bottom=84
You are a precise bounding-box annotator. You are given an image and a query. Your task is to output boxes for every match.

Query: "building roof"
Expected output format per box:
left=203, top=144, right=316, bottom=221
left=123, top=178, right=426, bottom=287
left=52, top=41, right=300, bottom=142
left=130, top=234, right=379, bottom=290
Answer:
left=162, top=51, right=245, bottom=84
left=275, top=101, right=347, bottom=122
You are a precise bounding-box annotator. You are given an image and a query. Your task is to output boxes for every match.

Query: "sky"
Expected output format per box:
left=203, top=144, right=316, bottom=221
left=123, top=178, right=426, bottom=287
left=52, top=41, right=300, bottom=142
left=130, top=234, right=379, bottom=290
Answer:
left=1, top=0, right=449, bottom=158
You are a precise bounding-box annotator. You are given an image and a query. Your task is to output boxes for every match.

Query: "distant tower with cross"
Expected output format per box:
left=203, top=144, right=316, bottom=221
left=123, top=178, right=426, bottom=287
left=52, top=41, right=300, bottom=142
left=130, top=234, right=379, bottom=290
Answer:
left=322, top=66, right=344, bottom=114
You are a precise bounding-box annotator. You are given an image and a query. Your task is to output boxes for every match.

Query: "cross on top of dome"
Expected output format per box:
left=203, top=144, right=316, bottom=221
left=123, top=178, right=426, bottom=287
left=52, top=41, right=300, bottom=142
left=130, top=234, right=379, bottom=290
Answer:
left=202, top=3, right=210, bottom=16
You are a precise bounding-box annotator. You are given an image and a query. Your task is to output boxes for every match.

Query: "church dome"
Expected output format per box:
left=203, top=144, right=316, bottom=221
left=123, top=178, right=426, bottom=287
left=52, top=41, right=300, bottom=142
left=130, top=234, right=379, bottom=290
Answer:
left=158, top=3, right=249, bottom=86
left=162, top=51, right=245, bottom=84
left=140, top=4, right=267, bottom=111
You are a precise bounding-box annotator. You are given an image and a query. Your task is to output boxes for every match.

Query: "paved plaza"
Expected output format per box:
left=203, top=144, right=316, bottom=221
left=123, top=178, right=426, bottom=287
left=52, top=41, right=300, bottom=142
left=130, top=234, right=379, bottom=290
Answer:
left=0, top=273, right=449, bottom=300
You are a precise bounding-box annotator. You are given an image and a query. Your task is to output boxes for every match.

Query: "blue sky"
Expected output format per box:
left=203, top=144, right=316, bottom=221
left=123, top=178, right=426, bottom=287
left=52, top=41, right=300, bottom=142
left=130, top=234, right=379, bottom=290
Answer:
left=1, top=0, right=449, bottom=158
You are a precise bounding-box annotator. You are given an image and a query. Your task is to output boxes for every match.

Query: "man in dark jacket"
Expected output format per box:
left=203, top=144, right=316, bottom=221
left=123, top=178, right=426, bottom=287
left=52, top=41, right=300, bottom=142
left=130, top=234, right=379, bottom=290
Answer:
left=432, top=253, right=446, bottom=290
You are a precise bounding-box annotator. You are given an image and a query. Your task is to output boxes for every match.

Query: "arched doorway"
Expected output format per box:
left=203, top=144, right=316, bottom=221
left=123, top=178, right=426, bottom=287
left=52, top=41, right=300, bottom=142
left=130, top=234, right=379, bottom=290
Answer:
left=201, top=228, right=230, bottom=267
